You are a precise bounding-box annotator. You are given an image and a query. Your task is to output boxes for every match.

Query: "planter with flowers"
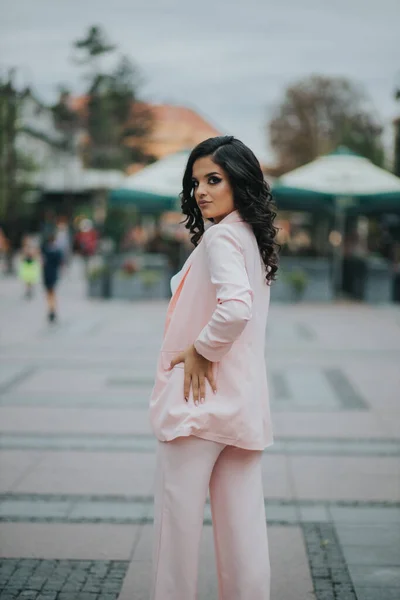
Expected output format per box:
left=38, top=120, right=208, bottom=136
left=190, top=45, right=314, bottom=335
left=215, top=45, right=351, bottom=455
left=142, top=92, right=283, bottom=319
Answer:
left=111, top=256, right=167, bottom=300
left=283, top=269, right=309, bottom=302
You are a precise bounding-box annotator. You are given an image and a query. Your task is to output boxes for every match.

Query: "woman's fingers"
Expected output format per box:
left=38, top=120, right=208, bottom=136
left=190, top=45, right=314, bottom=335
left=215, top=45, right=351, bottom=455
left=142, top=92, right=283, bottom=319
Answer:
left=206, top=366, right=217, bottom=395
left=184, top=372, right=191, bottom=402
left=183, top=372, right=206, bottom=405
left=199, top=375, right=206, bottom=404
left=192, top=375, right=200, bottom=405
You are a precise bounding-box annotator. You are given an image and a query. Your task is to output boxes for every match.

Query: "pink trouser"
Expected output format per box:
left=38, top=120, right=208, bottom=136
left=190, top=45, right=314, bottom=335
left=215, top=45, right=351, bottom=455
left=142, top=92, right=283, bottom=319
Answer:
left=150, top=436, right=270, bottom=600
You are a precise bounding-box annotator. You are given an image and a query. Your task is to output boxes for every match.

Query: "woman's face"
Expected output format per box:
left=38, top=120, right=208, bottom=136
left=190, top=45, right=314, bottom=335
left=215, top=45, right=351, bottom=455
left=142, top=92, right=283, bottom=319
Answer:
left=192, top=156, right=235, bottom=223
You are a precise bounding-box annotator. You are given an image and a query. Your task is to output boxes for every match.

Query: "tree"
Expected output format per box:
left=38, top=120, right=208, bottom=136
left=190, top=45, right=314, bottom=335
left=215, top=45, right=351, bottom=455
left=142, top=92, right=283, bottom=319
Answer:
left=73, top=25, right=115, bottom=73
left=73, top=26, right=154, bottom=170
left=268, top=75, right=384, bottom=173
left=0, top=73, right=38, bottom=272
left=394, top=86, right=400, bottom=177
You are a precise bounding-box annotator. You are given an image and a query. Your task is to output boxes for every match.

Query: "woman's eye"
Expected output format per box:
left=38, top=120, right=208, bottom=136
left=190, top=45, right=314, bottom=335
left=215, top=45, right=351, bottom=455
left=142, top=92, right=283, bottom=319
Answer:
left=192, top=181, right=198, bottom=188
left=209, top=176, right=221, bottom=185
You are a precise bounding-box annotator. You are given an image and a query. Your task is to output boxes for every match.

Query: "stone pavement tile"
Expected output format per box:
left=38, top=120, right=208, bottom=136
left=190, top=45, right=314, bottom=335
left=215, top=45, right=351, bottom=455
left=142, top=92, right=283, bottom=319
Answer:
left=130, top=524, right=152, bottom=561
left=11, top=369, right=147, bottom=395
left=0, top=451, right=43, bottom=471
left=0, top=365, right=31, bottom=391
left=0, top=389, right=151, bottom=407
left=268, top=525, right=314, bottom=600
left=341, top=545, right=400, bottom=567
left=348, top=565, right=400, bottom=588
left=0, top=499, right=72, bottom=520
left=284, top=367, right=341, bottom=409
left=264, top=504, right=298, bottom=523
left=118, top=557, right=152, bottom=600
left=0, top=407, right=152, bottom=435
left=379, top=412, right=400, bottom=438
left=272, top=411, right=391, bottom=439
left=0, top=523, right=139, bottom=559
left=354, top=586, right=400, bottom=600
left=298, top=504, right=330, bottom=523
left=0, top=470, right=23, bottom=494
left=68, top=500, right=148, bottom=522
left=121, top=524, right=313, bottom=600
left=12, top=452, right=156, bottom=496
left=330, top=506, right=400, bottom=524
left=289, top=456, right=400, bottom=501
left=0, top=451, right=43, bottom=493
left=261, top=454, right=294, bottom=499
left=335, top=523, right=400, bottom=547
left=343, top=363, right=400, bottom=410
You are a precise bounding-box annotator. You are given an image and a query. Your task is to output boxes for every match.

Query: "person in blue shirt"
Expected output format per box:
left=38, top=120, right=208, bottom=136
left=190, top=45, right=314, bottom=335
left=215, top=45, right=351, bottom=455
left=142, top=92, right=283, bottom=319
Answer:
left=41, top=233, right=63, bottom=322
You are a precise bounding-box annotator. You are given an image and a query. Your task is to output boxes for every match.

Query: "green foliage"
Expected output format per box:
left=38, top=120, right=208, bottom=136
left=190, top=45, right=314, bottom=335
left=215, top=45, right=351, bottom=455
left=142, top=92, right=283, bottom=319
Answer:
left=139, top=269, right=162, bottom=287
left=74, top=25, right=116, bottom=62
left=283, top=269, right=308, bottom=297
left=52, top=88, right=79, bottom=150
left=73, top=26, right=154, bottom=170
left=102, top=206, right=138, bottom=247
left=87, top=264, right=108, bottom=281
left=269, top=75, right=385, bottom=172
left=0, top=77, right=38, bottom=223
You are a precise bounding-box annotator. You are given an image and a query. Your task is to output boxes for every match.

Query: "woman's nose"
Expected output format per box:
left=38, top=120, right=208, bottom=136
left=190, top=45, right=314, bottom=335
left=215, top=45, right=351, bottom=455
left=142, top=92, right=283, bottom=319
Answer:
left=197, top=183, right=208, bottom=197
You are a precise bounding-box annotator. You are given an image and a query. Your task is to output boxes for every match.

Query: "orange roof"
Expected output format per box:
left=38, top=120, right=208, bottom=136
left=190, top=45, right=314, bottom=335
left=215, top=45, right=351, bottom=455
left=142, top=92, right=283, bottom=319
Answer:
left=127, top=103, right=221, bottom=161
left=70, top=97, right=221, bottom=165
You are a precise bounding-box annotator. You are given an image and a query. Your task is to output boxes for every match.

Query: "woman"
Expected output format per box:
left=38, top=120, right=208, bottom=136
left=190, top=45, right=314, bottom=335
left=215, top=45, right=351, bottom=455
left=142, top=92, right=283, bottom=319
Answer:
left=149, top=136, right=279, bottom=599
left=41, top=233, right=63, bottom=322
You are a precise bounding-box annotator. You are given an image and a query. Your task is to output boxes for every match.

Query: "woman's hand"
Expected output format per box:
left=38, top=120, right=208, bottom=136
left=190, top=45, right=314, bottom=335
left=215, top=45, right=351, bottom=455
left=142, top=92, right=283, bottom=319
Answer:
left=169, top=344, right=217, bottom=405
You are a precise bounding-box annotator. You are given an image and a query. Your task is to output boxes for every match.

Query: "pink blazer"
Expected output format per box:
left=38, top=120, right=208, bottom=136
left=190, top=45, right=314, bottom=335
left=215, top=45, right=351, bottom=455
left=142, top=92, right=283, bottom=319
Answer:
left=149, top=210, right=274, bottom=450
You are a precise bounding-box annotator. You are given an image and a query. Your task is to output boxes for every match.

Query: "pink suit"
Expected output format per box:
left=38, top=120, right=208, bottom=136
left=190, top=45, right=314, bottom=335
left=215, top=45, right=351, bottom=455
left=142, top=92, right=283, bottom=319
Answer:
left=149, top=210, right=273, bottom=599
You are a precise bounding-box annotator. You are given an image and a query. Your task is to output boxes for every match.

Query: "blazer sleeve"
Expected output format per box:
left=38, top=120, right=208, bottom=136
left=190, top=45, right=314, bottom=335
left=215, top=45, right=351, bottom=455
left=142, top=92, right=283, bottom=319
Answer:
left=193, top=224, right=253, bottom=362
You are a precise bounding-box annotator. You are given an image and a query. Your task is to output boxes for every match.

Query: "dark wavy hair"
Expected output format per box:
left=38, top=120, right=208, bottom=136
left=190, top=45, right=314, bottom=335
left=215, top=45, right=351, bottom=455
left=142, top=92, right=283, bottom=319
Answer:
left=180, top=135, right=279, bottom=283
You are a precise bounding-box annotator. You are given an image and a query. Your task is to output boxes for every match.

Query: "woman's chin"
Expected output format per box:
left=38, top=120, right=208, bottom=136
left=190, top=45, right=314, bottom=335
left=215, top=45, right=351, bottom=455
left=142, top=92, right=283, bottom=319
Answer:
left=200, top=206, right=214, bottom=218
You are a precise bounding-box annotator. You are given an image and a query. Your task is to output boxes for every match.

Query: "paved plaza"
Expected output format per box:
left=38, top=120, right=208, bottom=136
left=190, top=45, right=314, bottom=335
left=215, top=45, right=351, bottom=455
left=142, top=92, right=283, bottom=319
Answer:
left=0, top=261, right=400, bottom=600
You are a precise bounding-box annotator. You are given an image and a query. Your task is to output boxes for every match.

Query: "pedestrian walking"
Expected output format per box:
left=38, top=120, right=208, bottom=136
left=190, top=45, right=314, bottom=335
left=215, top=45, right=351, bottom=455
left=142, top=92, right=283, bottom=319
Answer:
left=149, top=136, right=279, bottom=600
left=55, top=218, right=72, bottom=266
left=41, top=233, right=63, bottom=323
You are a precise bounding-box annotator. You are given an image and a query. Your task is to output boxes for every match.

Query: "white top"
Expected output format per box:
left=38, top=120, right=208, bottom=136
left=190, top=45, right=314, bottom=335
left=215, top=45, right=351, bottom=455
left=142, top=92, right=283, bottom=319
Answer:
left=170, top=271, right=181, bottom=295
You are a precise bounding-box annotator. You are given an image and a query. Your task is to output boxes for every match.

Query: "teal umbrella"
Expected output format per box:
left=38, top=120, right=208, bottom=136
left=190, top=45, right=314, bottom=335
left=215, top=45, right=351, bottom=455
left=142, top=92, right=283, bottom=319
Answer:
left=273, top=147, right=400, bottom=293
left=108, top=188, right=178, bottom=214
left=108, top=150, right=190, bottom=214
left=274, top=147, right=400, bottom=210
left=272, top=182, right=333, bottom=211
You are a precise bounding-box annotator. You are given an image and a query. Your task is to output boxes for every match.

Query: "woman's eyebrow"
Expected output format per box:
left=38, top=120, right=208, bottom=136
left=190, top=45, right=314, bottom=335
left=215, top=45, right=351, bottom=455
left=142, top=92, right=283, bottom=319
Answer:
left=192, top=171, right=220, bottom=180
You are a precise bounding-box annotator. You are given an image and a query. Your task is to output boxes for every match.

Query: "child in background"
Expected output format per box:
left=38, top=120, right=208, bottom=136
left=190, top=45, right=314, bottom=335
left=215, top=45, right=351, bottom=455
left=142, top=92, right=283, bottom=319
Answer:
left=19, top=246, right=41, bottom=299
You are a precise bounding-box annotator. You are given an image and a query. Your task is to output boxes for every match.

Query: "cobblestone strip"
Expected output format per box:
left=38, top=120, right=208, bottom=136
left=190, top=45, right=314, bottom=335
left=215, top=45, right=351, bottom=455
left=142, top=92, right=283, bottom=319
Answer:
left=302, top=523, right=357, bottom=600
left=0, top=559, right=129, bottom=600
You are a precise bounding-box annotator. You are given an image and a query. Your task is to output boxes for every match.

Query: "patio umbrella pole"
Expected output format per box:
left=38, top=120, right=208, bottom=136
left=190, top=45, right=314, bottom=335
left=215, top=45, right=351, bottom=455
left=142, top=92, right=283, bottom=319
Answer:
left=332, top=195, right=348, bottom=298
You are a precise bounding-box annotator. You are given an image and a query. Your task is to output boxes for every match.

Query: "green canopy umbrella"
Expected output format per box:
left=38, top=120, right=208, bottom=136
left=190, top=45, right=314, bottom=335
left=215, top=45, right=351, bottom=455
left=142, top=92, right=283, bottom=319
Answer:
left=273, top=147, right=400, bottom=293
left=273, top=147, right=400, bottom=211
left=108, top=150, right=190, bottom=214
left=272, top=183, right=334, bottom=211
left=108, top=187, right=178, bottom=214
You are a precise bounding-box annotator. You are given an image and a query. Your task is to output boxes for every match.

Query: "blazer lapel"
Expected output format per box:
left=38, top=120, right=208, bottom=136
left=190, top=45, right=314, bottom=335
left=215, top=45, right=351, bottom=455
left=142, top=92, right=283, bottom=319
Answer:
left=163, top=247, right=197, bottom=336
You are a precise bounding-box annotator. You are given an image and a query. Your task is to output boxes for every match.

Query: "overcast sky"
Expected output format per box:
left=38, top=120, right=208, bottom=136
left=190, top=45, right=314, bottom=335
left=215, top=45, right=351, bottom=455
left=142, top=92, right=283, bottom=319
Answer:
left=0, top=0, right=399, bottom=163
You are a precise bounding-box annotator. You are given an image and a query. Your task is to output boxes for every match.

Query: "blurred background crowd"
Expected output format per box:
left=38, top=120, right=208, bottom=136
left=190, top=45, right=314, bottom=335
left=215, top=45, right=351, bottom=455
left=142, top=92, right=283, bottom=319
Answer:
left=1, top=4, right=400, bottom=308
